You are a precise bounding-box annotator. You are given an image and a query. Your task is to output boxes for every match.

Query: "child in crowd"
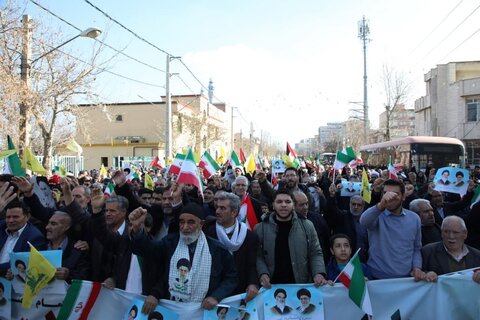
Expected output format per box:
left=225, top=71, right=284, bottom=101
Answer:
left=326, top=233, right=371, bottom=283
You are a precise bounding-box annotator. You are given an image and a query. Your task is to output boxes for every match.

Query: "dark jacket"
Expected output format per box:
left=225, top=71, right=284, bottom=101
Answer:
left=203, top=220, right=259, bottom=295
left=131, top=231, right=238, bottom=301
left=90, top=212, right=162, bottom=298
left=0, top=221, right=46, bottom=274
left=422, top=241, right=480, bottom=275
left=61, top=237, right=90, bottom=282
left=325, top=196, right=368, bottom=262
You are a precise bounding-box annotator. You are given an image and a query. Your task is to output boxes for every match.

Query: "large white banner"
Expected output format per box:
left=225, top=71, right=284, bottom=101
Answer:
left=9, top=273, right=480, bottom=319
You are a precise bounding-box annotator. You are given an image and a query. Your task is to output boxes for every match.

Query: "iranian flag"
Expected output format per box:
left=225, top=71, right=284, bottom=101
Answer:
left=150, top=155, right=164, bottom=169
left=337, top=252, right=373, bottom=316
left=333, top=147, right=356, bottom=170
left=57, top=280, right=102, bottom=320
left=168, top=153, right=186, bottom=175
left=199, top=151, right=220, bottom=179
left=228, top=150, right=241, bottom=168
left=104, top=182, right=115, bottom=198
left=388, top=156, right=398, bottom=180
left=470, top=185, right=480, bottom=209
left=240, top=194, right=259, bottom=230
left=239, top=148, right=247, bottom=164
left=177, top=149, right=204, bottom=197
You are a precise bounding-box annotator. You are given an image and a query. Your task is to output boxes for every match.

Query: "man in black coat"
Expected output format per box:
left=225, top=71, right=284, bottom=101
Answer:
left=129, top=203, right=237, bottom=311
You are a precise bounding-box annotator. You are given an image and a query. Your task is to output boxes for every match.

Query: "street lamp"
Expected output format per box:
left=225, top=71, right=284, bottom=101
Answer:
left=19, top=14, right=101, bottom=152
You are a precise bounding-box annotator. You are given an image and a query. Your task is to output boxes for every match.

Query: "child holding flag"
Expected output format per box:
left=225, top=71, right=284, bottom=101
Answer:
left=326, top=234, right=371, bottom=283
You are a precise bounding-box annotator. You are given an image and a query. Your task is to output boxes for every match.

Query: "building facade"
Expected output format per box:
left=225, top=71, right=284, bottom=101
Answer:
left=415, top=61, right=480, bottom=166
left=75, top=94, right=231, bottom=170
left=378, top=104, right=415, bottom=141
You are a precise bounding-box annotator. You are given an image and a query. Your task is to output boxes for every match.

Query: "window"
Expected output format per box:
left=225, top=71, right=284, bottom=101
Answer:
left=101, top=157, right=108, bottom=167
left=115, top=114, right=123, bottom=122
left=467, top=98, right=480, bottom=122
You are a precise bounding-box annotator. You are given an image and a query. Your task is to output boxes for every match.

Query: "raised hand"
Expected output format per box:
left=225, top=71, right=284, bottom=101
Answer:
left=11, top=176, right=34, bottom=197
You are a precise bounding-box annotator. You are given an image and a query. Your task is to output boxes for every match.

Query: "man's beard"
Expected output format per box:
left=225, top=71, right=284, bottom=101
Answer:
left=180, top=229, right=201, bottom=245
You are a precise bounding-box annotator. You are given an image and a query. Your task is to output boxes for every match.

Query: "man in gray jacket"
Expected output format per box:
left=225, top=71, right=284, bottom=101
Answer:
left=254, top=189, right=327, bottom=288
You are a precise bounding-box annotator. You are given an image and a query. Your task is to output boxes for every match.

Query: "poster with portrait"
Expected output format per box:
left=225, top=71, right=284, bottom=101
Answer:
left=123, top=298, right=178, bottom=320
left=203, top=293, right=258, bottom=320
left=272, top=159, right=286, bottom=176
left=433, top=167, right=469, bottom=196
left=30, top=175, right=57, bottom=210
left=9, top=250, right=65, bottom=295
left=263, top=284, right=324, bottom=320
left=340, top=181, right=362, bottom=196
left=0, top=278, right=11, bottom=320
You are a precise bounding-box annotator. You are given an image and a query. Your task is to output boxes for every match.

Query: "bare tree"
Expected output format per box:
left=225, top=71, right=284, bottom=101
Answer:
left=382, top=65, right=410, bottom=141
left=0, top=1, right=105, bottom=171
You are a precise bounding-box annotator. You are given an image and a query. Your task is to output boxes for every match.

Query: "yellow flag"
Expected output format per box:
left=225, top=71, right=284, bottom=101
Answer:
left=58, top=165, right=67, bottom=177
left=216, top=146, right=226, bottom=164
left=362, top=169, right=371, bottom=204
left=22, top=147, right=47, bottom=175
left=22, top=245, right=56, bottom=308
left=245, top=154, right=256, bottom=175
left=144, top=173, right=155, bottom=191
left=100, top=164, right=108, bottom=178
left=65, top=138, right=83, bottom=155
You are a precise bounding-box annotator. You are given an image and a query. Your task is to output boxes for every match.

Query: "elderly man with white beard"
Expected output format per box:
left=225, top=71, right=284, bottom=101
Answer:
left=129, top=202, right=238, bottom=311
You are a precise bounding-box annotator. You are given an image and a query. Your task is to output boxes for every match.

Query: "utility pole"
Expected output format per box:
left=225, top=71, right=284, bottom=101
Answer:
left=358, top=16, right=370, bottom=145
left=165, top=55, right=180, bottom=159
left=19, top=15, right=32, bottom=154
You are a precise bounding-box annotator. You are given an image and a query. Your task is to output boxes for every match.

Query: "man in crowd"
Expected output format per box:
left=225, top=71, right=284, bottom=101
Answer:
left=292, top=190, right=331, bottom=264
left=232, top=176, right=263, bottom=222
left=325, top=185, right=368, bottom=262
left=254, top=189, right=327, bottom=289
left=0, top=200, right=46, bottom=275
left=422, top=215, right=480, bottom=282
left=409, top=198, right=441, bottom=246
left=129, top=202, right=237, bottom=310
left=360, top=179, right=425, bottom=280
left=203, top=192, right=259, bottom=302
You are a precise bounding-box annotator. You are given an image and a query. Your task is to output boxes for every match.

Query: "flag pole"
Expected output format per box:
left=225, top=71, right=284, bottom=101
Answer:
left=332, top=247, right=362, bottom=283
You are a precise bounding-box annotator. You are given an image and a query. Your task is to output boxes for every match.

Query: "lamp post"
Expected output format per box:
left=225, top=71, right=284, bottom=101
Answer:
left=19, top=14, right=101, bottom=152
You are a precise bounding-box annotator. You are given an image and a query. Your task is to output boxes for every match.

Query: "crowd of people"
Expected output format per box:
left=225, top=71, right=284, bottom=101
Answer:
left=1, top=160, right=480, bottom=315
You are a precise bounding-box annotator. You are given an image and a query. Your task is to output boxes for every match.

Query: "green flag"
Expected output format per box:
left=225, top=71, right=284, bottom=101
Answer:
left=5, top=136, right=25, bottom=176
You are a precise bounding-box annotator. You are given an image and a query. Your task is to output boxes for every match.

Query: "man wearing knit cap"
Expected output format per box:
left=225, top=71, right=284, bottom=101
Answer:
left=129, top=202, right=238, bottom=312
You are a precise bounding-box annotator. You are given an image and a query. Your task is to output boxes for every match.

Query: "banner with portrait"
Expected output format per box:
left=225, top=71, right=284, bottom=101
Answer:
left=434, top=167, right=469, bottom=195
left=9, top=250, right=65, bottom=295
left=7, top=272, right=480, bottom=319
left=340, top=181, right=361, bottom=196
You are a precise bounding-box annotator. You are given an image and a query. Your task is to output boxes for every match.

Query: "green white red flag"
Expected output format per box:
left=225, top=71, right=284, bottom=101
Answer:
left=177, top=149, right=204, bottom=198
left=104, top=182, right=115, bottom=197
left=228, top=150, right=241, bottom=168
left=333, top=147, right=356, bottom=170
left=149, top=155, right=163, bottom=169
left=240, top=194, right=258, bottom=230
left=169, top=153, right=186, bottom=175
left=337, top=251, right=372, bottom=316
left=57, top=280, right=102, bottom=320
left=199, top=151, right=220, bottom=179
left=388, top=156, right=398, bottom=180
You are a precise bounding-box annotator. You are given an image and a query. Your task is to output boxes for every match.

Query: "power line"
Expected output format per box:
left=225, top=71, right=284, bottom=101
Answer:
left=29, top=0, right=166, bottom=73
left=438, top=24, right=480, bottom=62
left=82, top=0, right=173, bottom=56
left=81, top=0, right=225, bottom=102
left=408, top=0, right=464, bottom=56
left=419, top=2, right=480, bottom=64
left=32, top=38, right=165, bottom=88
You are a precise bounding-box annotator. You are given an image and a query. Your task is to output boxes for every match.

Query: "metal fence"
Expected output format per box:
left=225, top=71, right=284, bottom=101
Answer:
left=36, top=155, right=84, bottom=176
